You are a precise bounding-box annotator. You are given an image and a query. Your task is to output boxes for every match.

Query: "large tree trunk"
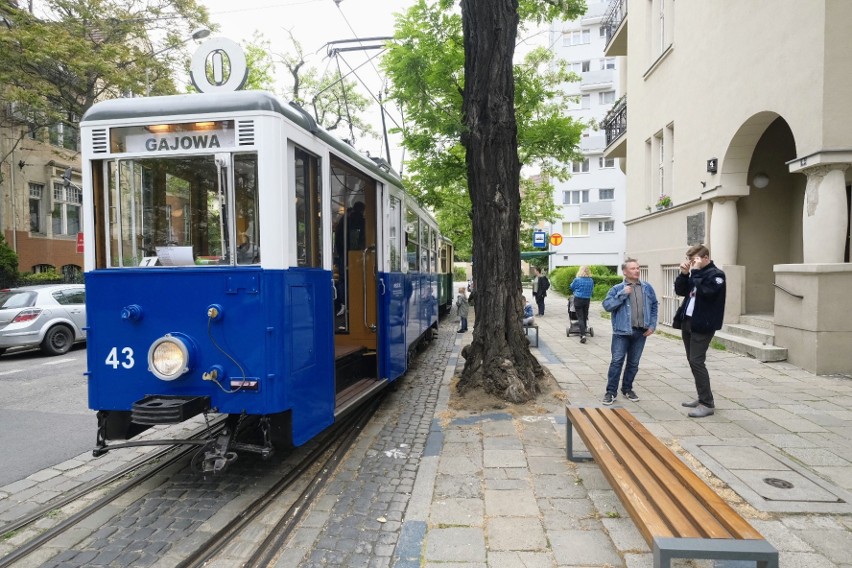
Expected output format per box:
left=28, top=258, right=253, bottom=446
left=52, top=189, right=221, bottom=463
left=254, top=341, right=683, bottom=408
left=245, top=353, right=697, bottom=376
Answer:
left=457, top=0, right=546, bottom=403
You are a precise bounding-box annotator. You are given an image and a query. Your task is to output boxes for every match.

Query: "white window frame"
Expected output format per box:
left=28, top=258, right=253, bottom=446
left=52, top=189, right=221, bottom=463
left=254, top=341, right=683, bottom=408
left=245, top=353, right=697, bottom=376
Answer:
left=51, top=182, right=82, bottom=237
left=572, top=158, right=590, bottom=174
left=562, top=221, right=590, bottom=238
left=598, top=220, right=615, bottom=232
left=599, top=188, right=614, bottom=200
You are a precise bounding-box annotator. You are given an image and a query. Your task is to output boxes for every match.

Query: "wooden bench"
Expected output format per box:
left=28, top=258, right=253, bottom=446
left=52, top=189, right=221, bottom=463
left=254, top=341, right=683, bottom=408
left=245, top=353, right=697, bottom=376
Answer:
left=565, top=406, right=778, bottom=568
left=523, top=322, right=539, bottom=347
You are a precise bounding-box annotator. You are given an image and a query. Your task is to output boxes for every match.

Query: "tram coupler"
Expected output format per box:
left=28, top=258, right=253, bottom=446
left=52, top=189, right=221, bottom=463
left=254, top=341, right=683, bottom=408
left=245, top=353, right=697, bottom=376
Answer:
left=201, top=429, right=238, bottom=474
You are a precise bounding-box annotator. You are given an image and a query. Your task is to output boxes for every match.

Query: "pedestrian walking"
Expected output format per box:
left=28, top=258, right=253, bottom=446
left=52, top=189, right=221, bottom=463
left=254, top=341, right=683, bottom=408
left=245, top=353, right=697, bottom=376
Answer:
left=531, top=267, right=550, bottom=316
left=569, top=265, right=594, bottom=343
left=601, top=259, right=658, bottom=405
left=455, top=286, right=469, bottom=333
left=673, top=244, right=726, bottom=418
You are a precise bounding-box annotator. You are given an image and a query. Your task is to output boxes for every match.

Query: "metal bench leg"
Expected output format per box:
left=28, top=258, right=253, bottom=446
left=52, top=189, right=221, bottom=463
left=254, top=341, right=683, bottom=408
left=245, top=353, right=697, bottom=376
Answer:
left=565, top=419, right=593, bottom=462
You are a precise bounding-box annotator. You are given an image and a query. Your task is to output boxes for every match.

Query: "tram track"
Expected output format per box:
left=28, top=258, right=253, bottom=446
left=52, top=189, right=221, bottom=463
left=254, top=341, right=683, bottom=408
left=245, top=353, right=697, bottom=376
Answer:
left=176, top=394, right=384, bottom=568
left=0, top=417, right=227, bottom=568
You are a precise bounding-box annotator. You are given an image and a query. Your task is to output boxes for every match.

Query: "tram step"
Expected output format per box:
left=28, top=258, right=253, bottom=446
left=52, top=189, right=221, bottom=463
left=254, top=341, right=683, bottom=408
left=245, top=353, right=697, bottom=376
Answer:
left=131, top=395, right=211, bottom=425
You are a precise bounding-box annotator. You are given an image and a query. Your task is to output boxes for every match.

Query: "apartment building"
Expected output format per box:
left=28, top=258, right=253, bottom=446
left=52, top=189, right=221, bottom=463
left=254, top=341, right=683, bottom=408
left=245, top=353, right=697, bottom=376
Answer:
left=547, top=0, right=626, bottom=270
left=601, top=0, right=852, bottom=373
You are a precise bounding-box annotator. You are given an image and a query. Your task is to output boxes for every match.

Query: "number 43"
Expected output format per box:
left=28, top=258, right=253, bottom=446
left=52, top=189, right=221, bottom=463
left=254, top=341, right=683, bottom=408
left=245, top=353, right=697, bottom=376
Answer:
left=105, top=347, right=135, bottom=369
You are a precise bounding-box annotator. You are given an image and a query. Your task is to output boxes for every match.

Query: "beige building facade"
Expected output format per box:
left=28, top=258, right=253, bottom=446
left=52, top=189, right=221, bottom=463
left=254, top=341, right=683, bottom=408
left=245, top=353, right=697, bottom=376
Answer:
left=1, top=107, right=84, bottom=280
left=602, top=0, right=852, bottom=374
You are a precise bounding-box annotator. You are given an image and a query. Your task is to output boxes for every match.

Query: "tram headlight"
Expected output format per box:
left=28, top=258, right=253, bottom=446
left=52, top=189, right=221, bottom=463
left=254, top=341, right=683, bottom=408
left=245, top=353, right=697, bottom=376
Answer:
left=148, top=334, right=194, bottom=381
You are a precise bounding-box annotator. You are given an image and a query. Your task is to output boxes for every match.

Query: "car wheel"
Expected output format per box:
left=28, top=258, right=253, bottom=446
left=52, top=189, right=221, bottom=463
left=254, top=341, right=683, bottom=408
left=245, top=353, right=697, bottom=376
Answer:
left=42, top=325, right=74, bottom=355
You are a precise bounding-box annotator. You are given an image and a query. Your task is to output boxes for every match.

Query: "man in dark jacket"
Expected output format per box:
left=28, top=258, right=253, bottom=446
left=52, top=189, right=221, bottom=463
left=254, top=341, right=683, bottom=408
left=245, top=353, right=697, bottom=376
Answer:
left=674, top=244, right=726, bottom=418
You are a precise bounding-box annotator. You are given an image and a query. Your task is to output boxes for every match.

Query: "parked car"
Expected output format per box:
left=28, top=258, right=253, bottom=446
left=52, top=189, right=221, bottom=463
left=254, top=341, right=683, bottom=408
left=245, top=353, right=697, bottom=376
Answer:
left=0, top=284, right=87, bottom=356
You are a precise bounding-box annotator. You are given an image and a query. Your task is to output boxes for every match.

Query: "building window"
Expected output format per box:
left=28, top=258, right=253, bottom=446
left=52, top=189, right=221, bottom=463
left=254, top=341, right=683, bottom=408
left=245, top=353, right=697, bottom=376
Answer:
left=568, top=190, right=589, bottom=204
left=599, top=188, right=614, bottom=200
left=599, top=26, right=607, bottom=38
left=568, top=94, right=591, bottom=110
left=598, top=221, right=615, bottom=232
left=52, top=182, right=82, bottom=236
left=61, top=264, right=83, bottom=283
left=600, top=57, right=616, bottom=70
left=33, top=263, right=55, bottom=274
left=568, top=61, right=591, bottom=73
left=563, top=29, right=591, bottom=46
left=572, top=159, right=590, bottom=173
left=562, top=221, right=590, bottom=237
left=48, top=122, right=79, bottom=151
left=599, top=91, right=616, bottom=105
left=29, top=183, right=45, bottom=233
left=598, top=157, right=615, bottom=169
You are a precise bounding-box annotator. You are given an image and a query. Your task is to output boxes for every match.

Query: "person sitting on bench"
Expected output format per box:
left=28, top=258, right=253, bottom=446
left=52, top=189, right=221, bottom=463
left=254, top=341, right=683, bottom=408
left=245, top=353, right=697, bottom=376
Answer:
left=522, top=295, right=535, bottom=326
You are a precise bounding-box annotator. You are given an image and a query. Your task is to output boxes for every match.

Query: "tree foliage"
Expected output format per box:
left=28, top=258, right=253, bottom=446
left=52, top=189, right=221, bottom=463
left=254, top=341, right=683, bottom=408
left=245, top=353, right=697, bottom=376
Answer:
left=0, top=0, right=212, bottom=138
left=383, top=0, right=586, bottom=258
left=274, top=30, right=376, bottom=143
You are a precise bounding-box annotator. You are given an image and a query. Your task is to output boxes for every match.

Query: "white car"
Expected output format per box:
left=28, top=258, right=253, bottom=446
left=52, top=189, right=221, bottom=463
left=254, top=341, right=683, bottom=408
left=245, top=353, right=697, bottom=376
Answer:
left=0, top=284, right=87, bottom=356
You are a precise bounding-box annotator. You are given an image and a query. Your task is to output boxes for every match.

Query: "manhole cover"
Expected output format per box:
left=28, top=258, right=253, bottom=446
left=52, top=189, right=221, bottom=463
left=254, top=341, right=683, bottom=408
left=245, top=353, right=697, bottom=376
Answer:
left=764, top=477, right=794, bottom=489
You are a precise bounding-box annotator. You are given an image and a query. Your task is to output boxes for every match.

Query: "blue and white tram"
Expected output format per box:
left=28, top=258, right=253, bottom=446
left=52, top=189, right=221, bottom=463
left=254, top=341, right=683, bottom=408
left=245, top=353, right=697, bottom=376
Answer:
left=79, top=91, right=443, bottom=470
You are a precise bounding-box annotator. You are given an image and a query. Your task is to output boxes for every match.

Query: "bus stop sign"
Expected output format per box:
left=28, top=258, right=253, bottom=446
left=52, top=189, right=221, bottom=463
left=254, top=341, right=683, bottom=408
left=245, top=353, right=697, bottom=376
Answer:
left=533, top=230, right=547, bottom=249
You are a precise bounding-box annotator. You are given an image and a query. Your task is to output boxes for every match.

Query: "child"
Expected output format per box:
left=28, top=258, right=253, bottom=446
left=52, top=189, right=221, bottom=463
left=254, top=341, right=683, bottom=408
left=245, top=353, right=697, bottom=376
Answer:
left=522, top=295, right=535, bottom=326
left=456, top=286, right=469, bottom=333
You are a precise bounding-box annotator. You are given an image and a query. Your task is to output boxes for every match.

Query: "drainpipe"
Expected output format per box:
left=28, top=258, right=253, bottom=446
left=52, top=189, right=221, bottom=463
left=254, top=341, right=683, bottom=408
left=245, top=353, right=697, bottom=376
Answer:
left=9, top=148, right=16, bottom=252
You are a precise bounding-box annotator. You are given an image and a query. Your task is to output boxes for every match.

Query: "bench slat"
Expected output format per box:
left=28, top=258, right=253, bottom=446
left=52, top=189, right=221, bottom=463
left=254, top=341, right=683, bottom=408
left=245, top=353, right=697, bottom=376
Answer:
left=615, top=409, right=765, bottom=540
left=594, top=409, right=734, bottom=539
left=567, top=407, right=675, bottom=543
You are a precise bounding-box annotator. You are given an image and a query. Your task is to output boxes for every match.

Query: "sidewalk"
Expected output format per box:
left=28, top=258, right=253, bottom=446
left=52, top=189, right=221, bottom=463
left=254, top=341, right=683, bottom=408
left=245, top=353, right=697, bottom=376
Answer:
left=403, top=293, right=852, bottom=567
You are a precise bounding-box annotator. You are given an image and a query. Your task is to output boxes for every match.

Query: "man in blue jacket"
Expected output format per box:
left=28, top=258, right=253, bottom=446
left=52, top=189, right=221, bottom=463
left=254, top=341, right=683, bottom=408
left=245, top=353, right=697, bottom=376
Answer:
left=602, top=259, right=658, bottom=405
left=674, top=244, right=726, bottom=418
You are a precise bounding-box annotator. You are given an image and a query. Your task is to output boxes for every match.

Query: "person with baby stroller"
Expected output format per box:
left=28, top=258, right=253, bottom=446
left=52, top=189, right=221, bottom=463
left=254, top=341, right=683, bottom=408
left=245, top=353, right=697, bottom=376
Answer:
left=568, top=265, right=594, bottom=343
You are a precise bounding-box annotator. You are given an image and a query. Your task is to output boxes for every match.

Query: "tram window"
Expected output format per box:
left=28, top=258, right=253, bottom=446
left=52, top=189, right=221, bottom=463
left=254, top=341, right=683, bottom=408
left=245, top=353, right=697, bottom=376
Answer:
left=406, top=207, right=419, bottom=272
left=104, top=154, right=258, bottom=267
left=388, top=196, right=401, bottom=272
left=419, top=217, right=429, bottom=272
left=235, top=154, right=260, bottom=265
left=295, top=148, right=322, bottom=267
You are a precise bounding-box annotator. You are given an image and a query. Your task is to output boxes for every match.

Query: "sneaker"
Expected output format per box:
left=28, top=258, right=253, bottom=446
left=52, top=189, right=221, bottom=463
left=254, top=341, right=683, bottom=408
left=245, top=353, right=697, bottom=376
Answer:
left=580, top=336, right=586, bottom=344
left=336, top=305, right=346, bottom=316
left=623, top=390, right=639, bottom=402
left=602, top=392, right=615, bottom=405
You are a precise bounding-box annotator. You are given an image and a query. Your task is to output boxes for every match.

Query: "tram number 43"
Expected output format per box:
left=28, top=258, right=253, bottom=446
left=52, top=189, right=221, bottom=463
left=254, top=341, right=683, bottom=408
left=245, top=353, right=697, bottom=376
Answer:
left=105, top=347, right=135, bottom=369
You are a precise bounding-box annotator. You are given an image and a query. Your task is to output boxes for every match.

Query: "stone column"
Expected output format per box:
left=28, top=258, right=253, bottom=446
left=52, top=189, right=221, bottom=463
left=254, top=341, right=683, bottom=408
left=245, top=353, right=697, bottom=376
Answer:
left=802, top=164, right=849, bottom=263
left=709, top=197, right=738, bottom=265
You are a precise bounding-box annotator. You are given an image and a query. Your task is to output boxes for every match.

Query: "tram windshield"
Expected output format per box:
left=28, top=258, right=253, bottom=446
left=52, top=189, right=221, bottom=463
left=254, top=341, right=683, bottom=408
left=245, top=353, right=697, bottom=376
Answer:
left=104, top=154, right=259, bottom=267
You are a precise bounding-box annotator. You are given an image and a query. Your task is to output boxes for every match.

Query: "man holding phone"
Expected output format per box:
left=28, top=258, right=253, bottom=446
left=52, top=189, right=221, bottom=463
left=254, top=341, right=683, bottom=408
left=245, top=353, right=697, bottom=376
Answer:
left=673, top=244, right=727, bottom=418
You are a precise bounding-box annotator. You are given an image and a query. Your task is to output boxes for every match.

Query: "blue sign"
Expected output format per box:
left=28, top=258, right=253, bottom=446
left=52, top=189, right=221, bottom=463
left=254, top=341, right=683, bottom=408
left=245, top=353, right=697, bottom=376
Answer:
left=533, top=230, right=547, bottom=249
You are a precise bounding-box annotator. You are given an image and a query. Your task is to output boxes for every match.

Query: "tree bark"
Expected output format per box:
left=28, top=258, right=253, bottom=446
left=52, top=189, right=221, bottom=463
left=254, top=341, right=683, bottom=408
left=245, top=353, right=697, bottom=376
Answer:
left=457, top=0, right=546, bottom=403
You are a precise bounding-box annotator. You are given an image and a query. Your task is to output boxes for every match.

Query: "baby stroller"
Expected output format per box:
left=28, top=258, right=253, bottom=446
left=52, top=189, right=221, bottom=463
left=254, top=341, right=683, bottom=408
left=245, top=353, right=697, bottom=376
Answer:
left=566, top=295, right=594, bottom=338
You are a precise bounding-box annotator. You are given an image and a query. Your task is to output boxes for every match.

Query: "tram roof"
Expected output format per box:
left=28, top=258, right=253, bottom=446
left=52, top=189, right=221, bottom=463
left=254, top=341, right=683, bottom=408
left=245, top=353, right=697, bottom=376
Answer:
left=81, top=90, right=404, bottom=189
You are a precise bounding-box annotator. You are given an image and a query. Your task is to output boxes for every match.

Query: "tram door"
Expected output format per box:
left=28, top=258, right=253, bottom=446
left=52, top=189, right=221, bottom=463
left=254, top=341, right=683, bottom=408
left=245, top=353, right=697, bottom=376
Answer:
left=331, top=159, right=378, bottom=354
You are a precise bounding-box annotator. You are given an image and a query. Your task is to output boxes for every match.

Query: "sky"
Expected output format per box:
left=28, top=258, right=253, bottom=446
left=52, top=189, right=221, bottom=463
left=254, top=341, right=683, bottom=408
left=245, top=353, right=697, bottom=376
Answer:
left=198, top=0, right=419, bottom=169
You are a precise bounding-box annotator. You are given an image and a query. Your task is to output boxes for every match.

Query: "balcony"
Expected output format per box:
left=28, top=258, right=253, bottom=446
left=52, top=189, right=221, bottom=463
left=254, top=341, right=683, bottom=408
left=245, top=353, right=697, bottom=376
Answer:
left=579, top=135, right=607, bottom=153
left=603, top=0, right=628, bottom=56
left=579, top=201, right=613, bottom=219
left=602, top=96, right=627, bottom=158
left=579, top=69, right=615, bottom=92
left=580, top=2, right=607, bottom=24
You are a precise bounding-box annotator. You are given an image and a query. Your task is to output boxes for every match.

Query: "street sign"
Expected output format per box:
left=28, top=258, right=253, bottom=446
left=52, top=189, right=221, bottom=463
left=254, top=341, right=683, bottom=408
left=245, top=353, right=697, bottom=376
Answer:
left=533, top=230, right=547, bottom=249
left=550, top=233, right=563, bottom=246
left=76, top=232, right=84, bottom=254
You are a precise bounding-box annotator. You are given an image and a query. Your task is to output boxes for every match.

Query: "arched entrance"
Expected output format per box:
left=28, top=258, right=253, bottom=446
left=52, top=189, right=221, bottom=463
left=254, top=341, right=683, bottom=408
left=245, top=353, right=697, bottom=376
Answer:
left=720, top=113, right=800, bottom=314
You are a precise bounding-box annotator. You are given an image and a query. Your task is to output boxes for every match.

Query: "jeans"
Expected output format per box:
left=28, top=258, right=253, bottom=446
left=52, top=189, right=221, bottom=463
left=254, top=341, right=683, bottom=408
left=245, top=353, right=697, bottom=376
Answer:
left=681, top=318, right=715, bottom=407
left=458, top=317, right=468, bottom=332
left=535, top=294, right=545, bottom=315
left=573, top=297, right=590, bottom=336
left=606, top=328, right=648, bottom=394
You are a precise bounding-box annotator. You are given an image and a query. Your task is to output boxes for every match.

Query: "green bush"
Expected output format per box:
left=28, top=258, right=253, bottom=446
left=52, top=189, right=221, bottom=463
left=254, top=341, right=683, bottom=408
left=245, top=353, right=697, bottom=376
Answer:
left=550, top=265, right=620, bottom=301
left=452, top=266, right=467, bottom=281
left=17, top=270, right=64, bottom=285
left=0, top=234, right=19, bottom=288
